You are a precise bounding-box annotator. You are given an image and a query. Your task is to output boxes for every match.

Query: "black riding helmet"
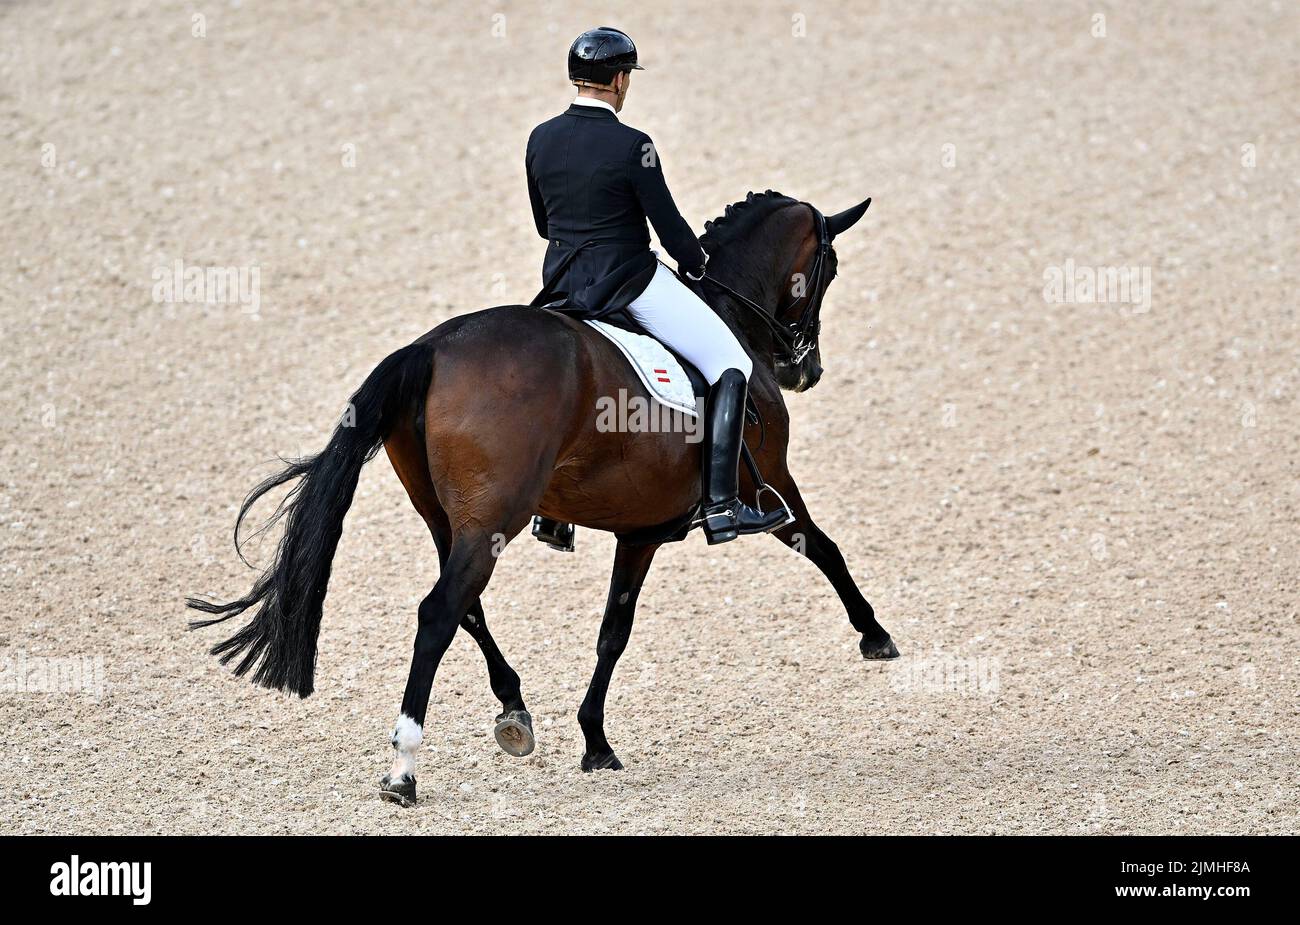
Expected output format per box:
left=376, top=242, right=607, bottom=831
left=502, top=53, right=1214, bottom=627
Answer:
left=568, top=26, right=644, bottom=85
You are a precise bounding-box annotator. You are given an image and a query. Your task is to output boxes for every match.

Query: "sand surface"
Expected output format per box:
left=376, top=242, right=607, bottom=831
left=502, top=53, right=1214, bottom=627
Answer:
left=1, top=0, right=1297, bottom=834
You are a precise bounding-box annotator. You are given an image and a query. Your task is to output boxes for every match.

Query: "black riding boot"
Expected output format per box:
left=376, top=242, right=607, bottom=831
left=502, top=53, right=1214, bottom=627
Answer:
left=701, top=368, right=790, bottom=545
left=532, top=516, right=575, bottom=552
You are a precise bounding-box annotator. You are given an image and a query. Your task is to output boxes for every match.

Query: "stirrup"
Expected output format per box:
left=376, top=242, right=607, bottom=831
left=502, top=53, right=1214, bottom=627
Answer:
left=531, top=516, right=575, bottom=552
left=754, top=484, right=796, bottom=529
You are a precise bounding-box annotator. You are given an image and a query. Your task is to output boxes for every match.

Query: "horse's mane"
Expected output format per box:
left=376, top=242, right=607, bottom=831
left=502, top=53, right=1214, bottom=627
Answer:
left=700, top=190, right=800, bottom=251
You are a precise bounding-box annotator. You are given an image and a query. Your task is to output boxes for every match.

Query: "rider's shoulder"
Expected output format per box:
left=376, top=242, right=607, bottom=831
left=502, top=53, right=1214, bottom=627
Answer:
left=532, top=113, right=568, bottom=136
left=616, top=123, right=654, bottom=152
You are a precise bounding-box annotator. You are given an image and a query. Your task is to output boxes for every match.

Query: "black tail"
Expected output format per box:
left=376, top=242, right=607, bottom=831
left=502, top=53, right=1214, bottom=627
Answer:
left=187, top=341, right=433, bottom=697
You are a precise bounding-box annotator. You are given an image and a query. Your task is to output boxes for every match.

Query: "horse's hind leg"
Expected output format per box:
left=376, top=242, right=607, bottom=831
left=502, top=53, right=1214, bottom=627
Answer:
left=381, top=529, right=515, bottom=806
left=420, top=506, right=533, bottom=755
left=385, top=431, right=533, bottom=771
left=577, top=541, right=660, bottom=771
left=461, top=602, right=535, bottom=756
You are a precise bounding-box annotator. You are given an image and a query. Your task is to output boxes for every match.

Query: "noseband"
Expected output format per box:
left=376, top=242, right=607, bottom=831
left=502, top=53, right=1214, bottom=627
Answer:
left=698, top=203, right=832, bottom=365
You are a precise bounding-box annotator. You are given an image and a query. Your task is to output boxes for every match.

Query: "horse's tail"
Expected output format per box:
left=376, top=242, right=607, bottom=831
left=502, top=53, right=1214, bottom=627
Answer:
left=187, top=341, right=434, bottom=697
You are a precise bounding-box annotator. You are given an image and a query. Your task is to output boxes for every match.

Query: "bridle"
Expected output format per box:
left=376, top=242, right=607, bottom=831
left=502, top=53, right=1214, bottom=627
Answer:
left=697, top=203, right=832, bottom=366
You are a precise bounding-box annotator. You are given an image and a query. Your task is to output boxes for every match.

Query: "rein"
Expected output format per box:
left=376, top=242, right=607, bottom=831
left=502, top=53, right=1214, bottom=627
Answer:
left=698, top=203, right=831, bottom=365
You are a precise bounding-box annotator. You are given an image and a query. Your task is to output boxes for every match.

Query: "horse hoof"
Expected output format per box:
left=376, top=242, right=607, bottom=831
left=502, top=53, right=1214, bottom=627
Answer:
left=493, top=709, right=536, bottom=757
left=860, top=635, right=900, bottom=660
left=379, top=773, right=417, bottom=807
left=581, top=751, right=623, bottom=772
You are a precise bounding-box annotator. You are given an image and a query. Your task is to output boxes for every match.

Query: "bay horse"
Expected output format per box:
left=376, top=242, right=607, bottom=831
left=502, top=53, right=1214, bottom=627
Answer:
left=188, top=190, right=896, bottom=807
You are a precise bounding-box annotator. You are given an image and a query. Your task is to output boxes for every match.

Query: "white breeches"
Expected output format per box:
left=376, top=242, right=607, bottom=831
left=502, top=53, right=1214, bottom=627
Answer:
left=626, top=262, right=753, bottom=385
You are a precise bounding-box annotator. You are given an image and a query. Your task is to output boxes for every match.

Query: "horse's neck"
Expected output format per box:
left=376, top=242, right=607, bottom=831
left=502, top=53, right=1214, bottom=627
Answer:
left=700, top=257, right=790, bottom=426
left=706, top=259, right=783, bottom=366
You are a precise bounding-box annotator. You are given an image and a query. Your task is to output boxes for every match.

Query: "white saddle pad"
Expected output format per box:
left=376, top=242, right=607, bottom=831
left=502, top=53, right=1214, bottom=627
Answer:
left=584, top=320, right=698, bottom=417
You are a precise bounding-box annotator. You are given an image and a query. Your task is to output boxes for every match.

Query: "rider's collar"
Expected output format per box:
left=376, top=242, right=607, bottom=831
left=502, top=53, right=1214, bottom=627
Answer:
left=571, top=96, right=617, bottom=116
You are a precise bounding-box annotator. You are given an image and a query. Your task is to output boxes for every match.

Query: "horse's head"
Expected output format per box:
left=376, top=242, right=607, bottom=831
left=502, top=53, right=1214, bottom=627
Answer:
left=770, top=197, right=871, bottom=391
left=700, top=191, right=871, bottom=392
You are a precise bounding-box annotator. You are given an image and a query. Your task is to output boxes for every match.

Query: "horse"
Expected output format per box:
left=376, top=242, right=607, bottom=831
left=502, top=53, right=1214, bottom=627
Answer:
left=188, top=190, right=896, bottom=807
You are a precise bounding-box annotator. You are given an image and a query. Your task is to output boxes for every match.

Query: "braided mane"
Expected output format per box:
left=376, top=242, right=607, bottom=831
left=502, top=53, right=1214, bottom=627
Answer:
left=700, top=190, right=800, bottom=250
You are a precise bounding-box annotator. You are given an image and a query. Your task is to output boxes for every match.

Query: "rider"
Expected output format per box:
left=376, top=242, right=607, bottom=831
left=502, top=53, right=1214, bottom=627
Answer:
left=526, top=27, right=787, bottom=545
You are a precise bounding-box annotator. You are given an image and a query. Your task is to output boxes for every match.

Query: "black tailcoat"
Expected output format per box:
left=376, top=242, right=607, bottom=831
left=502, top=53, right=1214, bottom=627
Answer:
left=525, top=103, right=706, bottom=317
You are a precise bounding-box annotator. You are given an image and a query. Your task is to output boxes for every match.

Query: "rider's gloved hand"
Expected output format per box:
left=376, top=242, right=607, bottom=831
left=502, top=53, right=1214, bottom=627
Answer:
left=682, top=250, right=709, bottom=281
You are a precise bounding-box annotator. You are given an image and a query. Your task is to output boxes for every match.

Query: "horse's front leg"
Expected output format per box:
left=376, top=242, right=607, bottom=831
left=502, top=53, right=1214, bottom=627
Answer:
left=577, top=540, right=660, bottom=771
left=768, top=474, right=898, bottom=660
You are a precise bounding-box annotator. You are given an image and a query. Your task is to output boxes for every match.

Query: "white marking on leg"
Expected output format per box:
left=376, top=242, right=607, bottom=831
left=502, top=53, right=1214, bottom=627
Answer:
left=389, top=713, right=422, bottom=780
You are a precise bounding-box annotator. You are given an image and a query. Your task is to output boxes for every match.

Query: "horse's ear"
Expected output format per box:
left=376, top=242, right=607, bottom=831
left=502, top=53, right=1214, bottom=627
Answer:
left=825, top=197, right=871, bottom=239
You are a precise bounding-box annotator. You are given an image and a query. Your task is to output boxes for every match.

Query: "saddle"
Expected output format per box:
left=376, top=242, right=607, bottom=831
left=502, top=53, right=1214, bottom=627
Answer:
left=593, top=308, right=711, bottom=408
left=533, top=306, right=777, bottom=550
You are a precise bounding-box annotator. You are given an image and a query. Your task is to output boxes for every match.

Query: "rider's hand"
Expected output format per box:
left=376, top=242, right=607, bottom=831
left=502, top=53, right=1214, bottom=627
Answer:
left=683, top=251, right=709, bottom=281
